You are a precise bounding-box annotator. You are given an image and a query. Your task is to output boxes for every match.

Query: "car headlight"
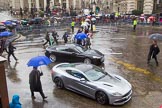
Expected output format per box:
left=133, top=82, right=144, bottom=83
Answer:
left=92, top=56, right=101, bottom=59
left=112, top=92, right=122, bottom=96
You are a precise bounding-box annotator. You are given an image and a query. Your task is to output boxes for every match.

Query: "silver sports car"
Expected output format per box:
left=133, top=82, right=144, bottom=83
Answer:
left=51, top=63, right=132, bottom=105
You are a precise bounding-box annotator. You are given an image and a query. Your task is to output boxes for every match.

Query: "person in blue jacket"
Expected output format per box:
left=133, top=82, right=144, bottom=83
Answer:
left=9, top=94, right=21, bottom=108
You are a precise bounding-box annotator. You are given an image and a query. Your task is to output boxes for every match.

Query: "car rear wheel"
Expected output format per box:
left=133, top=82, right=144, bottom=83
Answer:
left=96, top=91, right=108, bottom=105
left=84, top=58, right=91, bottom=64
left=50, top=54, right=56, bottom=62
left=54, top=77, right=64, bottom=89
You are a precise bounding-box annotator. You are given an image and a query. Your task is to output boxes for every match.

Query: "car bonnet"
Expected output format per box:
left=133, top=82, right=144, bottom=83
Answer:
left=82, top=49, right=104, bottom=57
left=95, top=75, right=131, bottom=95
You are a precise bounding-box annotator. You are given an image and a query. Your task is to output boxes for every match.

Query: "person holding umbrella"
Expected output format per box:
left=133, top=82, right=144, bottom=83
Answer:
left=29, top=66, right=47, bottom=100
left=27, top=56, right=52, bottom=100
left=75, top=33, right=87, bottom=46
left=147, top=40, right=160, bottom=66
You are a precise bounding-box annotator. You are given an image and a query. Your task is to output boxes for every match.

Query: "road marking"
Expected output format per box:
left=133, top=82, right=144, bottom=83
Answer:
left=109, top=57, right=162, bottom=83
left=104, top=53, right=123, bottom=55
left=110, top=38, right=126, bottom=40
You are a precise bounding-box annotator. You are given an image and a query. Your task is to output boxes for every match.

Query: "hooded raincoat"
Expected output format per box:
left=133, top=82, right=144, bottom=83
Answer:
left=9, top=94, right=21, bottom=108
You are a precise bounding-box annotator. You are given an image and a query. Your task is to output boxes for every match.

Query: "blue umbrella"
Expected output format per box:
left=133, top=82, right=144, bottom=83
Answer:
left=0, top=31, right=13, bottom=37
left=4, top=21, right=12, bottom=25
left=75, top=33, right=87, bottom=40
left=27, top=56, right=52, bottom=67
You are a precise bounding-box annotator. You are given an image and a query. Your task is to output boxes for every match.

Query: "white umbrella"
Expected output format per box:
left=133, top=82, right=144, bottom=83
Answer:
left=81, top=22, right=89, bottom=30
left=85, top=18, right=90, bottom=22
left=140, top=16, right=144, bottom=19
left=91, top=18, right=96, bottom=21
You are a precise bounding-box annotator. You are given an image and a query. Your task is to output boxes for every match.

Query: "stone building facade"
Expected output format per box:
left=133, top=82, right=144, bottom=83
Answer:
left=153, top=0, right=162, bottom=14
left=143, top=0, right=153, bottom=14
left=9, top=0, right=157, bottom=15
left=0, top=0, right=10, bottom=10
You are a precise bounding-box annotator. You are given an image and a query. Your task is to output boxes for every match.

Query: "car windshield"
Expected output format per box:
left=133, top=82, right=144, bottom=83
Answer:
left=75, top=46, right=86, bottom=53
left=84, top=66, right=107, bottom=81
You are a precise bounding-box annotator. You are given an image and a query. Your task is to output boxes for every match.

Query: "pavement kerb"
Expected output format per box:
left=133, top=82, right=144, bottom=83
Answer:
left=14, top=33, right=26, bottom=42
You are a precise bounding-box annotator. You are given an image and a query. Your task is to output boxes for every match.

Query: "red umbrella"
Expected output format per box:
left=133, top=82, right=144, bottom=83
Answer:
left=87, top=15, right=91, bottom=19
left=149, top=16, right=154, bottom=19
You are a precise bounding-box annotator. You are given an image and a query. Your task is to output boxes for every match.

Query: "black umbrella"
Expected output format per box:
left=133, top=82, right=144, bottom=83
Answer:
left=149, top=33, right=162, bottom=40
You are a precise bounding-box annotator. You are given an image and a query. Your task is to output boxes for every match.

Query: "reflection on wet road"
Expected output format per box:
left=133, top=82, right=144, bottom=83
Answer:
left=110, top=57, right=162, bottom=83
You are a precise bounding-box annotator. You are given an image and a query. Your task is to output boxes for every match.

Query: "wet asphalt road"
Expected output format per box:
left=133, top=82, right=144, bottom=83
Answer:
left=4, top=24, right=162, bottom=108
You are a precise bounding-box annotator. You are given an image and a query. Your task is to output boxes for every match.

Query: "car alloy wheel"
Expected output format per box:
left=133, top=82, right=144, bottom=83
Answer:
left=54, top=78, right=64, bottom=89
left=50, top=54, right=56, bottom=62
left=84, top=58, right=91, bottom=64
left=96, top=91, right=108, bottom=105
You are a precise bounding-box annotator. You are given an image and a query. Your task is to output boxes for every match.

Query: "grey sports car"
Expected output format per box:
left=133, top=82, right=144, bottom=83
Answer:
left=51, top=63, right=132, bottom=105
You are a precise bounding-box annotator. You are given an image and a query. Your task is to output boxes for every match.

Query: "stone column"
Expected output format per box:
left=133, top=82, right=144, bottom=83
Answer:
left=51, top=0, right=54, bottom=6
left=20, top=0, right=24, bottom=9
left=50, top=0, right=54, bottom=11
left=0, top=57, right=9, bottom=108
left=66, top=0, right=69, bottom=11
left=73, top=0, right=76, bottom=9
left=79, top=0, right=81, bottom=9
left=44, top=0, right=47, bottom=11
left=59, top=0, right=62, bottom=8
left=35, top=0, right=40, bottom=10
left=59, top=0, right=62, bottom=4
left=12, top=0, right=15, bottom=9
left=28, top=0, right=32, bottom=11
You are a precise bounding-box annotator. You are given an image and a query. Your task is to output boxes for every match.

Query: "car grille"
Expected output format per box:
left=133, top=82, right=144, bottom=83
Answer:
left=114, top=97, right=128, bottom=103
left=113, top=90, right=132, bottom=105
left=122, top=90, right=132, bottom=98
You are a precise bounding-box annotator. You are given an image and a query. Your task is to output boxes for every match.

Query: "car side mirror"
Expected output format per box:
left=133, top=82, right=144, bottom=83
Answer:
left=80, top=78, right=86, bottom=82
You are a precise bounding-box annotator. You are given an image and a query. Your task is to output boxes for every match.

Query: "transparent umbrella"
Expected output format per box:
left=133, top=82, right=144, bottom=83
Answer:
left=149, top=33, right=162, bottom=41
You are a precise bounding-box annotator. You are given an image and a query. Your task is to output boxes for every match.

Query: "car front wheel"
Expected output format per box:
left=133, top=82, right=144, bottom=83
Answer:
left=96, top=91, right=108, bottom=105
left=50, top=54, right=57, bottom=62
left=84, top=58, right=91, bottom=64
left=54, top=77, right=64, bottom=89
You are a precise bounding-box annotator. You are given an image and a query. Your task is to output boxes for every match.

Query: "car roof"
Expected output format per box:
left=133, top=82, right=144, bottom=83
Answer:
left=56, top=63, right=93, bottom=73
left=74, top=64, right=93, bottom=72
left=47, top=44, right=79, bottom=50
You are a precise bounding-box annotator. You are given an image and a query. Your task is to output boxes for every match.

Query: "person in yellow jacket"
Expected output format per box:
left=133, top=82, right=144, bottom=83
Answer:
left=71, top=20, right=75, bottom=33
left=133, top=18, right=138, bottom=31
